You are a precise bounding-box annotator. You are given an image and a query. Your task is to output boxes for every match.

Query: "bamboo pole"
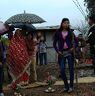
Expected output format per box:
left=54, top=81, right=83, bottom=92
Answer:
left=72, top=32, right=79, bottom=96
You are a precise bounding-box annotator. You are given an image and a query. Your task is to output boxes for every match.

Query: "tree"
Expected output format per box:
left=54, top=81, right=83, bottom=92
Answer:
left=73, top=20, right=89, bottom=38
left=84, top=0, right=95, bottom=16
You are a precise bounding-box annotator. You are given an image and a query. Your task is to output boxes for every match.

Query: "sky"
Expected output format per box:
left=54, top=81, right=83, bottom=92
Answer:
left=0, top=0, right=86, bottom=27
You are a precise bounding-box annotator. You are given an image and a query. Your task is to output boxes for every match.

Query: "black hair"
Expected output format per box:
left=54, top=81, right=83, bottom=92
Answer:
left=89, top=15, right=95, bottom=23
left=58, top=18, right=70, bottom=32
left=27, top=31, right=34, bottom=39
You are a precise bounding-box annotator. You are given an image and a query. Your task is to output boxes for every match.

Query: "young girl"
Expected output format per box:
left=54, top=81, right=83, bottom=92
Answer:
left=39, top=36, right=47, bottom=65
left=53, top=18, right=78, bottom=92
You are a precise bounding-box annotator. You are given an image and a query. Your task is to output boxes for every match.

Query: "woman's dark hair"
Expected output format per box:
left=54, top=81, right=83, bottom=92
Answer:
left=27, top=32, right=34, bottom=39
left=58, top=18, right=70, bottom=32
left=89, top=15, right=95, bottom=23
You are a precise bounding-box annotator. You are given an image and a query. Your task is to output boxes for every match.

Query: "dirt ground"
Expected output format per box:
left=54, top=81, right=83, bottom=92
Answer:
left=4, top=83, right=95, bottom=96
left=3, top=63, right=95, bottom=96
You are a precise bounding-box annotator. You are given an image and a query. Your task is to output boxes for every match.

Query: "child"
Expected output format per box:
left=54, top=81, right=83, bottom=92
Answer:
left=39, top=36, right=47, bottom=65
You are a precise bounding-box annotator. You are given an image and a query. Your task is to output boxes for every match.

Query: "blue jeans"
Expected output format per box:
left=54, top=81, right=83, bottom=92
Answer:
left=39, top=53, right=47, bottom=65
left=58, top=55, right=74, bottom=90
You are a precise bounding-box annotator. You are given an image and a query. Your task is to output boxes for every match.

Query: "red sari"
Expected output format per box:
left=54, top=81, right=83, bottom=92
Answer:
left=8, top=30, right=31, bottom=84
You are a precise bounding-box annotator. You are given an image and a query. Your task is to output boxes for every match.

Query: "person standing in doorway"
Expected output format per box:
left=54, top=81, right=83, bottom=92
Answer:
left=53, top=18, right=78, bottom=92
left=39, top=36, right=47, bottom=65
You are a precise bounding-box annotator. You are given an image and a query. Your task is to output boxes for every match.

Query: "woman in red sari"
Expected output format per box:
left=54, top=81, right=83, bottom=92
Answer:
left=8, top=29, right=31, bottom=86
